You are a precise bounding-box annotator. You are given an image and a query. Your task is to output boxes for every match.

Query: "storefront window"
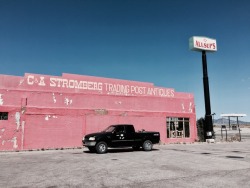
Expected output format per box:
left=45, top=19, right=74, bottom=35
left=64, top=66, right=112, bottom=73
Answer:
left=167, top=117, right=190, bottom=138
left=0, top=112, right=8, bottom=120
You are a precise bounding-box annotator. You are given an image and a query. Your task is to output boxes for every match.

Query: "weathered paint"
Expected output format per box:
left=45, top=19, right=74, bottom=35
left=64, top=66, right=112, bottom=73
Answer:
left=0, top=73, right=197, bottom=151
left=0, top=94, right=3, bottom=105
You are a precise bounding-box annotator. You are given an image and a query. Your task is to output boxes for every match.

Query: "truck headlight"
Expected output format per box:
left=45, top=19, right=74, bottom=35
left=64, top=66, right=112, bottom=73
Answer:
left=89, top=137, right=95, bottom=141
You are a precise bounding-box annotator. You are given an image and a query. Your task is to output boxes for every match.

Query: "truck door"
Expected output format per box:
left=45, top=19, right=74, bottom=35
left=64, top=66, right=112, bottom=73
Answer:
left=123, top=125, right=137, bottom=147
left=110, top=125, right=127, bottom=147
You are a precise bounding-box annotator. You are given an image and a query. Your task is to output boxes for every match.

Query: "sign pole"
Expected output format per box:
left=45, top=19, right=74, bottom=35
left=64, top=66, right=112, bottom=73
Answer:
left=202, top=50, right=214, bottom=139
left=189, top=36, right=217, bottom=141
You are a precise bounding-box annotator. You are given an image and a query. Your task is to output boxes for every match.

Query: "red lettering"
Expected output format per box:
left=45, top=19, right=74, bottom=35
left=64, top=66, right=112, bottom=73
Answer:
left=195, top=40, right=216, bottom=51
left=212, top=43, right=216, bottom=49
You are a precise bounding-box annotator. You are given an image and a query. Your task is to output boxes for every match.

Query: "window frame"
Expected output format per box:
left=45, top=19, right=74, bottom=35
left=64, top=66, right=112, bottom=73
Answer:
left=167, top=117, right=190, bottom=138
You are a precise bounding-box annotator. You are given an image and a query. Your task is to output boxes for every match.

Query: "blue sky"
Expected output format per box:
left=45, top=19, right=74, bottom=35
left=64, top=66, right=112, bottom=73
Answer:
left=0, top=0, right=250, bottom=121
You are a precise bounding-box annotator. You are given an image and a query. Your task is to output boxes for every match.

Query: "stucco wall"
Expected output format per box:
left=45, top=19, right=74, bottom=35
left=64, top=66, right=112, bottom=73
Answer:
left=0, top=73, right=197, bottom=151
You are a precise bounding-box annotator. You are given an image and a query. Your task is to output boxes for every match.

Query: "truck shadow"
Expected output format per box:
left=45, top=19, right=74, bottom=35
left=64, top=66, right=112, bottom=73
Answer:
left=109, top=148, right=159, bottom=153
left=83, top=148, right=159, bottom=154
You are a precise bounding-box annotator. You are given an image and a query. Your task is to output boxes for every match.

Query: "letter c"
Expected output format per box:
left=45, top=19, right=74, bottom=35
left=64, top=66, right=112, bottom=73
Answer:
left=27, top=75, right=34, bottom=85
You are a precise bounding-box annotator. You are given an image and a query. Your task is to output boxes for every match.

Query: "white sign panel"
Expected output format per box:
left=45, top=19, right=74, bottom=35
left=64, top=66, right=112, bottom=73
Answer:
left=189, top=36, right=217, bottom=52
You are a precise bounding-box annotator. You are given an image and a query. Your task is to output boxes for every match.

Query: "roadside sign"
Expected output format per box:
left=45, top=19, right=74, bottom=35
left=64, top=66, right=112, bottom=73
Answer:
left=189, top=36, right=217, bottom=52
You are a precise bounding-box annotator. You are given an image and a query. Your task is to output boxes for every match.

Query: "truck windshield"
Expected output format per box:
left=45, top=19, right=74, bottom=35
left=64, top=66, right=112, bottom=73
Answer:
left=103, top=126, right=115, bottom=133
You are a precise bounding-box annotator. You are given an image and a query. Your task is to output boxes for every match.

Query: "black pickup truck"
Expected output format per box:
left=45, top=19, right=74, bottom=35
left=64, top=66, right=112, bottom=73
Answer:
left=82, top=124, right=160, bottom=154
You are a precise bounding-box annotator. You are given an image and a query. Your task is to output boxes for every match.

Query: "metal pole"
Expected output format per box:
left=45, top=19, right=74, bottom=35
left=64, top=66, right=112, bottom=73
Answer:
left=202, top=51, right=214, bottom=139
left=237, top=117, right=241, bottom=141
left=212, top=112, right=216, bottom=126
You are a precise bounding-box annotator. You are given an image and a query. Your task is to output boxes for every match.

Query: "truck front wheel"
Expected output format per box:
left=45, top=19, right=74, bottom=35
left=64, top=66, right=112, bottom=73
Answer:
left=142, top=140, right=153, bottom=151
left=95, top=141, right=108, bottom=154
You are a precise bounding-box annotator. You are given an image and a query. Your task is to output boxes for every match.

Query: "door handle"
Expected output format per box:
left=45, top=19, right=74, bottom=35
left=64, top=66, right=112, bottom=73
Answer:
left=116, top=134, right=124, bottom=137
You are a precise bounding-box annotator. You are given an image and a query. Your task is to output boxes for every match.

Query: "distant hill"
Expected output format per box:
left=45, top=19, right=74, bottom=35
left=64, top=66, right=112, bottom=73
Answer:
left=213, top=118, right=250, bottom=126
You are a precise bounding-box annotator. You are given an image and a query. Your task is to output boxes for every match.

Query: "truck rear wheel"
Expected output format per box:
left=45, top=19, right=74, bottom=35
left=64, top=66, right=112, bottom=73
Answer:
left=95, top=141, right=108, bottom=154
left=142, top=140, right=153, bottom=151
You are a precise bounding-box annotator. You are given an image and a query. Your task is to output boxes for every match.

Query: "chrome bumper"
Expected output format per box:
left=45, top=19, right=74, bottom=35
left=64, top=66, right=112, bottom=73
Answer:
left=83, top=141, right=96, bottom=147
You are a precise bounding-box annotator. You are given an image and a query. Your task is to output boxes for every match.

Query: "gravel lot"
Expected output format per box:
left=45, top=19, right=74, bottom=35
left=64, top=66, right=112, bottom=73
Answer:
left=0, top=140, right=250, bottom=188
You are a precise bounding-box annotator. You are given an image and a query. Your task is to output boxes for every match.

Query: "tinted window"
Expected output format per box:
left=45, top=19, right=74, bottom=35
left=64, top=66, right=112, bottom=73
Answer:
left=115, top=126, right=125, bottom=133
left=103, top=126, right=115, bottom=132
left=126, top=125, right=135, bottom=133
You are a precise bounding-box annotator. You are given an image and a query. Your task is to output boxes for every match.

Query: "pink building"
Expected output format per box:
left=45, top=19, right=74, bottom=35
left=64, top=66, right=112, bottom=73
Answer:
left=0, top=73, right=197, bottom=151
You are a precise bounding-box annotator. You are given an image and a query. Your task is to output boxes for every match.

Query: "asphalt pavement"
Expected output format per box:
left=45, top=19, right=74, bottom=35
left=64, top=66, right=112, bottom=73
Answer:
left=1, top=140, right=250, bottom=188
